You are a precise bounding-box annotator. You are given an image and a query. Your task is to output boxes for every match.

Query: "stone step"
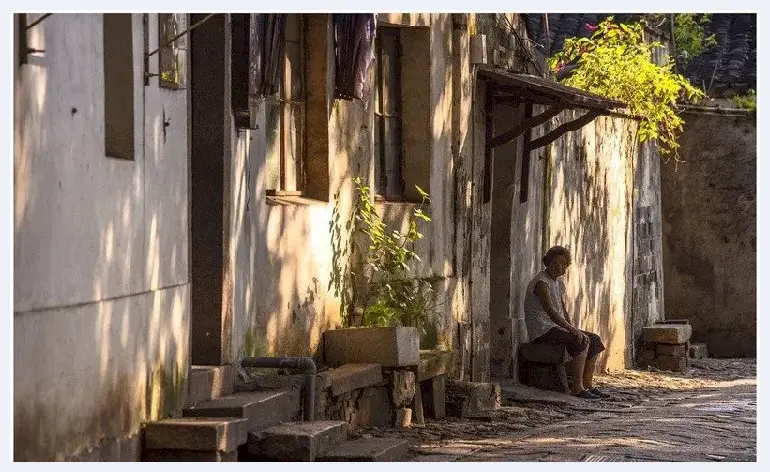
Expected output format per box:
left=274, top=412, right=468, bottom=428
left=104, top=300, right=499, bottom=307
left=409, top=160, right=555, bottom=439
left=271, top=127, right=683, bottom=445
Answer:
left=642, top=324, right=692, bottom=344
left=445, top=380, right=501, bottom=417
left=183, top=390, right=300, bottom=432
left=186, top=365, right=235, bottom=408
left=320, top=437, right=410, bottom=462
left=143, top=417, right=247, bottom=453
left=246, top=421, right=348, bottom=461
left=418, top=350, right=457, bottom=382
left=143, top=449, right=238, bottom=462
left=317, top=363, right=384, bottom=397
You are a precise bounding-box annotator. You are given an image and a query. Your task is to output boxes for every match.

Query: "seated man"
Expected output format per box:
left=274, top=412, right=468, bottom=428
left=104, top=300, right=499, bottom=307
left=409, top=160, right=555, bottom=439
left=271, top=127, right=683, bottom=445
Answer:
left=523, top=245, right=609, bottom=399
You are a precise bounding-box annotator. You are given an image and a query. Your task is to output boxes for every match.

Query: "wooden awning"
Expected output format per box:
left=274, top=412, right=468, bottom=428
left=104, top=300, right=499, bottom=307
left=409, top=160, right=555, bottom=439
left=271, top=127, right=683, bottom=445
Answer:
left=479, top=69, right=627, bottom=151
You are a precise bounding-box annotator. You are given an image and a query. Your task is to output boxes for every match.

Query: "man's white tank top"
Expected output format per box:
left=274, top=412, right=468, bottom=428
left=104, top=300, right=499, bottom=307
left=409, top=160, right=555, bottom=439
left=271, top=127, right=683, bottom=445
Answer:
left=523, top=270, right=567, bottom=341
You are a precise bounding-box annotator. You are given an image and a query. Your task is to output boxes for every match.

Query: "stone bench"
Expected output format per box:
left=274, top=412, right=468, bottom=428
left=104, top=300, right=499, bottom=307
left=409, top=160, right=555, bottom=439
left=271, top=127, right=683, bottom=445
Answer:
left=517, top=343, right=571, bottom=394
left=413, top=350, right=456, bottom=422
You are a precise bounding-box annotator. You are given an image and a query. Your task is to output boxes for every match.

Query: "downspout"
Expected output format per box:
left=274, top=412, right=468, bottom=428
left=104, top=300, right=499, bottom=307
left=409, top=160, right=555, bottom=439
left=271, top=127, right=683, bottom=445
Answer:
left=241, top=356, right=317, bottom=421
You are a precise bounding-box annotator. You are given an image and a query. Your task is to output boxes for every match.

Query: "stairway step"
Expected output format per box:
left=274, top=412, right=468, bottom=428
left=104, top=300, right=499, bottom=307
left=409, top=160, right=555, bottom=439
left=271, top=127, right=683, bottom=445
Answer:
left=247, top=420, right=348, bottom=461
left=143, top=449, right=238, bottom=462
left=183, top=390, right=300, bottom=432
left=143, top=417, right=247, bottom=452
left=320, top=437, right=410, bottom=462
left=186, top=365, right=235, bottom=407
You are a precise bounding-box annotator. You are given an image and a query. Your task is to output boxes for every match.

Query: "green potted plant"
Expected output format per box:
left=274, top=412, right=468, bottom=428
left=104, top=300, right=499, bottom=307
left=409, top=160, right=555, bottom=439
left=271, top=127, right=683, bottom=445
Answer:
left=325, top=177, right=441, bottom=367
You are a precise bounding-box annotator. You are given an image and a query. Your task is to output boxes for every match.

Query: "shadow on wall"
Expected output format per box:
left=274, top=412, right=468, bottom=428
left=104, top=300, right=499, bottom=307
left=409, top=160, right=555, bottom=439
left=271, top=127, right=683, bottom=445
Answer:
left=14, top=14, right=189, bottom=461
left=233, top=14, right=461, bottom=361
left=546, top=112, right=638, bottom=372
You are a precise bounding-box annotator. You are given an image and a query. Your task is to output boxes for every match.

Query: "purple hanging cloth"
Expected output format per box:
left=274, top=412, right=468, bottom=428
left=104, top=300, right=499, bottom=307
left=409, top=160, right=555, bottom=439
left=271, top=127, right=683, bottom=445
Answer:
left=334, top=14, right=377, bottom=100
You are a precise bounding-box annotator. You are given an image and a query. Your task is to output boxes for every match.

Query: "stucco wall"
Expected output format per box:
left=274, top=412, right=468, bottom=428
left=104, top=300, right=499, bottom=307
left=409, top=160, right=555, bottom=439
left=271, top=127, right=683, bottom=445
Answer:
left=14, top=14, right=190, bottom=460
left=489, top=103, right=546, bottom=378
left=228, top=14, right=472, bottom=362
left=545, top=112, right=648, bottom=372
left=490, top=106, right=664, bottom=376
left=661, top=110, right=756, bottom=357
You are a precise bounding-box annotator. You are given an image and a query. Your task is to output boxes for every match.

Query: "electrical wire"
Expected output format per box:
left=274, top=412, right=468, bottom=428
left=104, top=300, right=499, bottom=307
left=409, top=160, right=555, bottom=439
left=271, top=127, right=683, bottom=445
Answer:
left=497, top=13, right=546, bottom=77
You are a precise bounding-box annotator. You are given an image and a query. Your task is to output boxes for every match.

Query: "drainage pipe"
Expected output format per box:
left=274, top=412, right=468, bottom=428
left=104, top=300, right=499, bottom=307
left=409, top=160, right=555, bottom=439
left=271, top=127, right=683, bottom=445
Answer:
left=241, top=356, right=317, bottom=421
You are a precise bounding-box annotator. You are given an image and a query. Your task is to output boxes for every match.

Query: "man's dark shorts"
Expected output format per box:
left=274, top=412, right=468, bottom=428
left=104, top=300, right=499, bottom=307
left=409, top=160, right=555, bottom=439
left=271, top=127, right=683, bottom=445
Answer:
left=531, top=328, right=605, bottom=359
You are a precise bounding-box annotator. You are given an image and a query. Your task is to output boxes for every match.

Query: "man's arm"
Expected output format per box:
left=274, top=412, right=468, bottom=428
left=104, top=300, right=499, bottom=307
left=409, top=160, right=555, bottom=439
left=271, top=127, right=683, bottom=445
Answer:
left=534, top=281, right=581, bottom=335
left=561, top=299, right=572, bottom=325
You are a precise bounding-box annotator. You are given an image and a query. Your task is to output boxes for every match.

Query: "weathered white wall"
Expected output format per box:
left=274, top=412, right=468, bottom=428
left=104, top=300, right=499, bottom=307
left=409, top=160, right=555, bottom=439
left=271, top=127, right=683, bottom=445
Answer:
left=228, top=14, right=472, bottom=362
left=14, top=13, right=190, bottom=460
left=545, top=112, right=640, bottom=372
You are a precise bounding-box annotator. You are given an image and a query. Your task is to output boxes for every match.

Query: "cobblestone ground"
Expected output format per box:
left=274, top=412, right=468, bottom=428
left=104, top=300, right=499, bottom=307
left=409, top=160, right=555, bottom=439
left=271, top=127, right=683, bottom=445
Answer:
left=359, top=358, right=756, bottom=462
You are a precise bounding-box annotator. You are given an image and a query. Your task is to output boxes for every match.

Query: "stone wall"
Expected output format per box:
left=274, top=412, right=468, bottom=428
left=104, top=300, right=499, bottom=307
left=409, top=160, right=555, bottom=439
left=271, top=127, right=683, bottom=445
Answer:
left=660, top=110, right=756, bottom=357
left=629, top=140, right=666, bottom=364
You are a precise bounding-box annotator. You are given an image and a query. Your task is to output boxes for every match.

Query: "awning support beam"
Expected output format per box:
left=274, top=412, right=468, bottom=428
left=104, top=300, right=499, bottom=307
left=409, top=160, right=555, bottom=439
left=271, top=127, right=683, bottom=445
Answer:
left=490, top=103, right=566, bottom=149
left=527, top=109, right=603, bottom=152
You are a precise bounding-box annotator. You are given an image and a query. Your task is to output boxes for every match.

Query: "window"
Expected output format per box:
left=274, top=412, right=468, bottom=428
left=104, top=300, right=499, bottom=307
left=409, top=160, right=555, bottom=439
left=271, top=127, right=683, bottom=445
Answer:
left=265, top=14, right=306, bottom=194
left=103, top=14, right=135, bottom=160
left=374, top=27, right=404, bottom=199
left=159, top=13, right=187, bottom=89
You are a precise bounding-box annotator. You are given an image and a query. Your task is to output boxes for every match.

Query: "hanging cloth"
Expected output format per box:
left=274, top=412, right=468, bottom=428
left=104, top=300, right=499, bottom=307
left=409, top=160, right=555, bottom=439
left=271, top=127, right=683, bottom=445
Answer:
left=333, top=14, right=377, bottom=100
left=251, top=13, right=287, bottom=97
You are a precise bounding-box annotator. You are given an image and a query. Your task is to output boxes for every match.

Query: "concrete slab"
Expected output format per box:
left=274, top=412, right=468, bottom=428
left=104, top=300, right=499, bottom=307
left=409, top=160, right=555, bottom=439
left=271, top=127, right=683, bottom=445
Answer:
left=498, top=381, right=584, bottom=407
left=143, top=449, right=238, bottom=462
left=690, top=343, right=709, bottom=359
left=247, top=420, right=348, bottom=461
left=143, top=417, right=247, bottom=452
left=236, top=372, right=305, bottom=393
left=324, top=327, right=419, bottom=367
left=418, top=350, right=457, bottom=381
left=184, top=390, right=299, bottom=432
left=186, top=365, right=235, bottom=407
left=655, top=343, right=688, bottom=356
left=321, top=437, right=410, bottom=461
left=655, top=354, right=688, bottom=372
left=421, top=375, right=446, bottom=419
left=446, top=380, right=501, bottom=413
left=643, top=324, right=692, bottom=344
left=317, top=363, right=384, bottom=396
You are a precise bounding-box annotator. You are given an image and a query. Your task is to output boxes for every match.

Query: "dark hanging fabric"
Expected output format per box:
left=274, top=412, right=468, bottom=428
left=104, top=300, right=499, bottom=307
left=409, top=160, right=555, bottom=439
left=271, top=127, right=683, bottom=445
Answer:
left=252, top=13, right=287, bottom=97
left=232, top=14, right=251, bottom=128
left=333, top=14, right=376, bottom=100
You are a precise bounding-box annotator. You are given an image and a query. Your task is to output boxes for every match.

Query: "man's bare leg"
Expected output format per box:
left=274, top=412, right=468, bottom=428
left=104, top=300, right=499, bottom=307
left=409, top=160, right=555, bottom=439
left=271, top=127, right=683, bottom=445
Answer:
left=568, top=346, right=589, bottom=395
left=583, top=355, right=598, bottom=390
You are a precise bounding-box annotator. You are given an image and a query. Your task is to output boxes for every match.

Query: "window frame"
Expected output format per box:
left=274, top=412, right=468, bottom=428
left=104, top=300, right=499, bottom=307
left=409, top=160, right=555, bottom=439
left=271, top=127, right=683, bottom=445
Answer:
left=265, top=14, right=307, bottom=196
left=374, top=26, right=405, bottom=201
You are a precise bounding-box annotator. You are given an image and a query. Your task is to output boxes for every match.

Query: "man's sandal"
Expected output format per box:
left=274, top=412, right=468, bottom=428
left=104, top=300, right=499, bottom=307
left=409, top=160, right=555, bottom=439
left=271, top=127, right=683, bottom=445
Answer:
left=588, top=388, right=612, bottom=399
left=573, top=389, right=600, bottom=399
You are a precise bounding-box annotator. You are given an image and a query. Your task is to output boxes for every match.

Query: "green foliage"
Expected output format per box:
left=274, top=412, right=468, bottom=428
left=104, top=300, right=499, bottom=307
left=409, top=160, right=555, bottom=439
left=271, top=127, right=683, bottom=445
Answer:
left=549, top=17, right=704, bottom=160
left=731, top=89, right=757, bottom=110
left=329, top=188, right=356, bottom=326
left=329, top=177, right=440, bottom=335
left=672, top=14, right=716, bottom=67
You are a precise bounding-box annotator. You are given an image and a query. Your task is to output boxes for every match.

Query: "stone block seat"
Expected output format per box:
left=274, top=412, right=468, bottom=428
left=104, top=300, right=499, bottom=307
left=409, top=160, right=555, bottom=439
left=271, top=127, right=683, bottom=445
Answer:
left=414, top=350, right=456, bottom=422
left=517, top=342, right=571, bottom=394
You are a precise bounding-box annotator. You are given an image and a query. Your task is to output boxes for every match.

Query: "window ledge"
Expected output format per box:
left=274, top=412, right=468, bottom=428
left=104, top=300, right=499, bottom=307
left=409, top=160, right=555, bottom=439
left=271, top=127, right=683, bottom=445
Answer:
left=266, top=194, right=328, bottom=207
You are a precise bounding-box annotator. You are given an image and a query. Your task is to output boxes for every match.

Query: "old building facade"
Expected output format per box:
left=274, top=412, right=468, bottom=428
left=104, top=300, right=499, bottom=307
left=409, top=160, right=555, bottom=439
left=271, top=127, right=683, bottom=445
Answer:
left=14, top=12, right=667, bottom=460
